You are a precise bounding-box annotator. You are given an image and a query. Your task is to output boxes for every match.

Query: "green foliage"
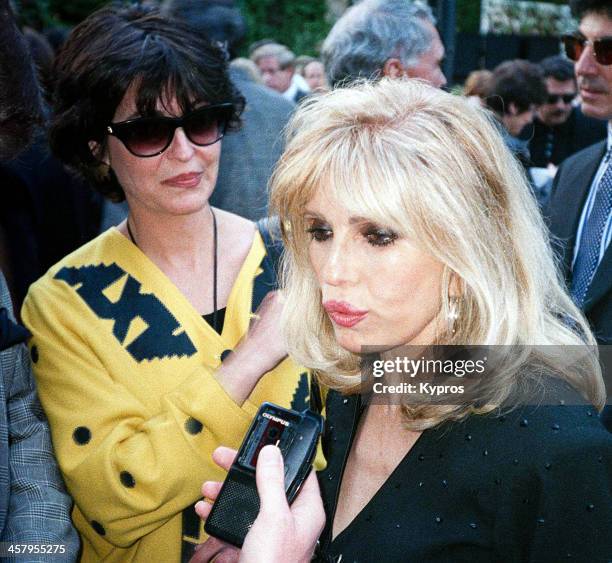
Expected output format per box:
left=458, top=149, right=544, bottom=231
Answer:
left=14, top=0, right=53, bottom=28
left=237, top=0, right=333, bottom=56
left=15, top=0, right=106, bottom=28
left=454, top=0, right=567, bottom=34
left=48, top=0, right=107, bottom=25
left=456, top=0, right=481, bottom=33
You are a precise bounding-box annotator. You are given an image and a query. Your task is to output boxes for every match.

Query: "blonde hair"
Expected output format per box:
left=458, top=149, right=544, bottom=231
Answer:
left=269, top=78, right=605, bottom=429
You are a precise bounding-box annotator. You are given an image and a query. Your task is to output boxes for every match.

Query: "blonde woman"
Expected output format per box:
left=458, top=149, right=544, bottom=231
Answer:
left=195, top=79, right=612, bottom=563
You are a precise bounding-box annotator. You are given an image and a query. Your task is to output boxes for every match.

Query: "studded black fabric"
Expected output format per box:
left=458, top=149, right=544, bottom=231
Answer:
left=316, top=378, right=612, bottom=562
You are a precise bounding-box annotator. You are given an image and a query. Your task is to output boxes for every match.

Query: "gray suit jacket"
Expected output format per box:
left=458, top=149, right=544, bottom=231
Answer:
left=0, top=272, right=79, bottom=561
left=209, top=67, right=295, bottom=220
left=546, top=141, right=612, bottom=340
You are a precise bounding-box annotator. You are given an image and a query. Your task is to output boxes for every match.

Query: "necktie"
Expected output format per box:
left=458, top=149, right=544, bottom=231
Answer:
left=571, top=148, right=612, bottom=307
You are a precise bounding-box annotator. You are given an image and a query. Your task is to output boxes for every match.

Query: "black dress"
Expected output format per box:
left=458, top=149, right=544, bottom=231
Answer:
left=316, top=379, right=612, bottom=562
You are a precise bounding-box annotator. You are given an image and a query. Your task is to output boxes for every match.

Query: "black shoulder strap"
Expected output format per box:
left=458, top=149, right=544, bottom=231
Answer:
left=251, top=217, right=283, bottom=312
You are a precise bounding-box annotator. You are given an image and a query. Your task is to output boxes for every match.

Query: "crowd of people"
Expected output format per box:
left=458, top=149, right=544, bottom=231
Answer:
left=0, top=0, right=611, bottom=562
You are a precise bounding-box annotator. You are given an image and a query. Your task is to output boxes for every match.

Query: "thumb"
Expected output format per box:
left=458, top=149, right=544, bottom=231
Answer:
left=255, top=445, right=289, bottom=512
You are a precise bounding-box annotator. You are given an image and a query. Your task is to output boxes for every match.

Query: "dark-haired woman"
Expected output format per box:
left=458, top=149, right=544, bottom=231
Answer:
left=21, top=6, right=319, bottom=562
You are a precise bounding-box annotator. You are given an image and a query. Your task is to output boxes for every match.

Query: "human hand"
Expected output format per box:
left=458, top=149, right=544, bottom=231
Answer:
left=237, top=290, right=288, bottom=374
left=190, top=445, right=325, bottom=563
left=215, top=291, right=288, bottom=404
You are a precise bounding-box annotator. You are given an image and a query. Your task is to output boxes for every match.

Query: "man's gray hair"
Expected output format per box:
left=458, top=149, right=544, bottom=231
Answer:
left=250, top=43, right=296, bottom=70
left=322, top=0, right=436, bottom=87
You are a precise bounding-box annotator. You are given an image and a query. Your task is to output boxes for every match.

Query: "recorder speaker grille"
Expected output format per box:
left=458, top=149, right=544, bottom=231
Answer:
left=207, top=477, right=260, bottom=545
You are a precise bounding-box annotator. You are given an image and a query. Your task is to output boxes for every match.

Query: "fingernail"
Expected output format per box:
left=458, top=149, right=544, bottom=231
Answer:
left=259, top=444, right=281, bottom=464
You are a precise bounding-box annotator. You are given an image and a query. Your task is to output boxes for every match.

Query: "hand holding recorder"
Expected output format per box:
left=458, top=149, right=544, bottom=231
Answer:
left=191, top=403, right=325, bottom=563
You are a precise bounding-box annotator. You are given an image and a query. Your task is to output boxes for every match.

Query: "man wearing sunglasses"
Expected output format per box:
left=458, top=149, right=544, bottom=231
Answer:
left=527, top=55, right=606, bottom=168
left=546, top=0, right=612, bottom=431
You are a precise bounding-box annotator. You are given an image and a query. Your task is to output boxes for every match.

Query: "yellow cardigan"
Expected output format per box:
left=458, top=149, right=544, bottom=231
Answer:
left=22, top=228, right=323, bottom=562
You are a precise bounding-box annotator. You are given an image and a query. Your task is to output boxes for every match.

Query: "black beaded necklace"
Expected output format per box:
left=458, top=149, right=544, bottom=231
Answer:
left=126, top=208, right=219, bottom=328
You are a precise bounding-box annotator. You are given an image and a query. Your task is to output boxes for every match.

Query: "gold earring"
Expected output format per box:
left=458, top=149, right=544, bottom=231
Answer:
left=447, top=297, right=460, bottom=334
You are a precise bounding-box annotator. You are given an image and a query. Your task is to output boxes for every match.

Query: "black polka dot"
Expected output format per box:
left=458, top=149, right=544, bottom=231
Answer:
left=30, top=345, right=39, bottom=363
left=73, top=426, right=91, bottom=445
left=185, top=417, right=204, bottom=435
left=91, top=520, right=105, bottom=536
left=120, top=471, right=135, bottom=488
left=220, top=349, right=232, bottom=362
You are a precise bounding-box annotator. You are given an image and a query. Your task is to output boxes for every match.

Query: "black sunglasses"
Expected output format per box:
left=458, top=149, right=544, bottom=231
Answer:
left=106, top=103, right=234, bottom=157
left=547, top=93, right=576, bottom=104
left=562, top=33, right=612, bottom=66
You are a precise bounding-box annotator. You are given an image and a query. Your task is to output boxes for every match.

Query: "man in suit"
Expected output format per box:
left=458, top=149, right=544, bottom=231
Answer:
left=0, top=274, right=79, bottom=560
left=528, top=55, right=607, bottom=168
left=546, top=0, right=612, bottom=429
left=210, top=65, right=295, bottom=220
left=321, top=0, right=446, bottom=89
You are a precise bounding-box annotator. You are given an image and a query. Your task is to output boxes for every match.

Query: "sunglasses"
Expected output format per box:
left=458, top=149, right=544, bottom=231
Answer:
left=562, top=33, right=612, bottom=66
left=546, top=93, right=576, bottom=104
left=106, top=103, right=234, bottom=157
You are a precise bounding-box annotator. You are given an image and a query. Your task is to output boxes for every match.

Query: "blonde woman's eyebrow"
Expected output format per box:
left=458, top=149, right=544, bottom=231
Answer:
left=302, top=210, right=326, bottom=220
left=349, top=215, right=375, bottom=225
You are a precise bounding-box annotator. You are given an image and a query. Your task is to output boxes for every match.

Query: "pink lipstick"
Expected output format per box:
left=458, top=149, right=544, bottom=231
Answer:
left=323, top=300, right=368, bottom=328
left=161, top=171, right=203, bottom=188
